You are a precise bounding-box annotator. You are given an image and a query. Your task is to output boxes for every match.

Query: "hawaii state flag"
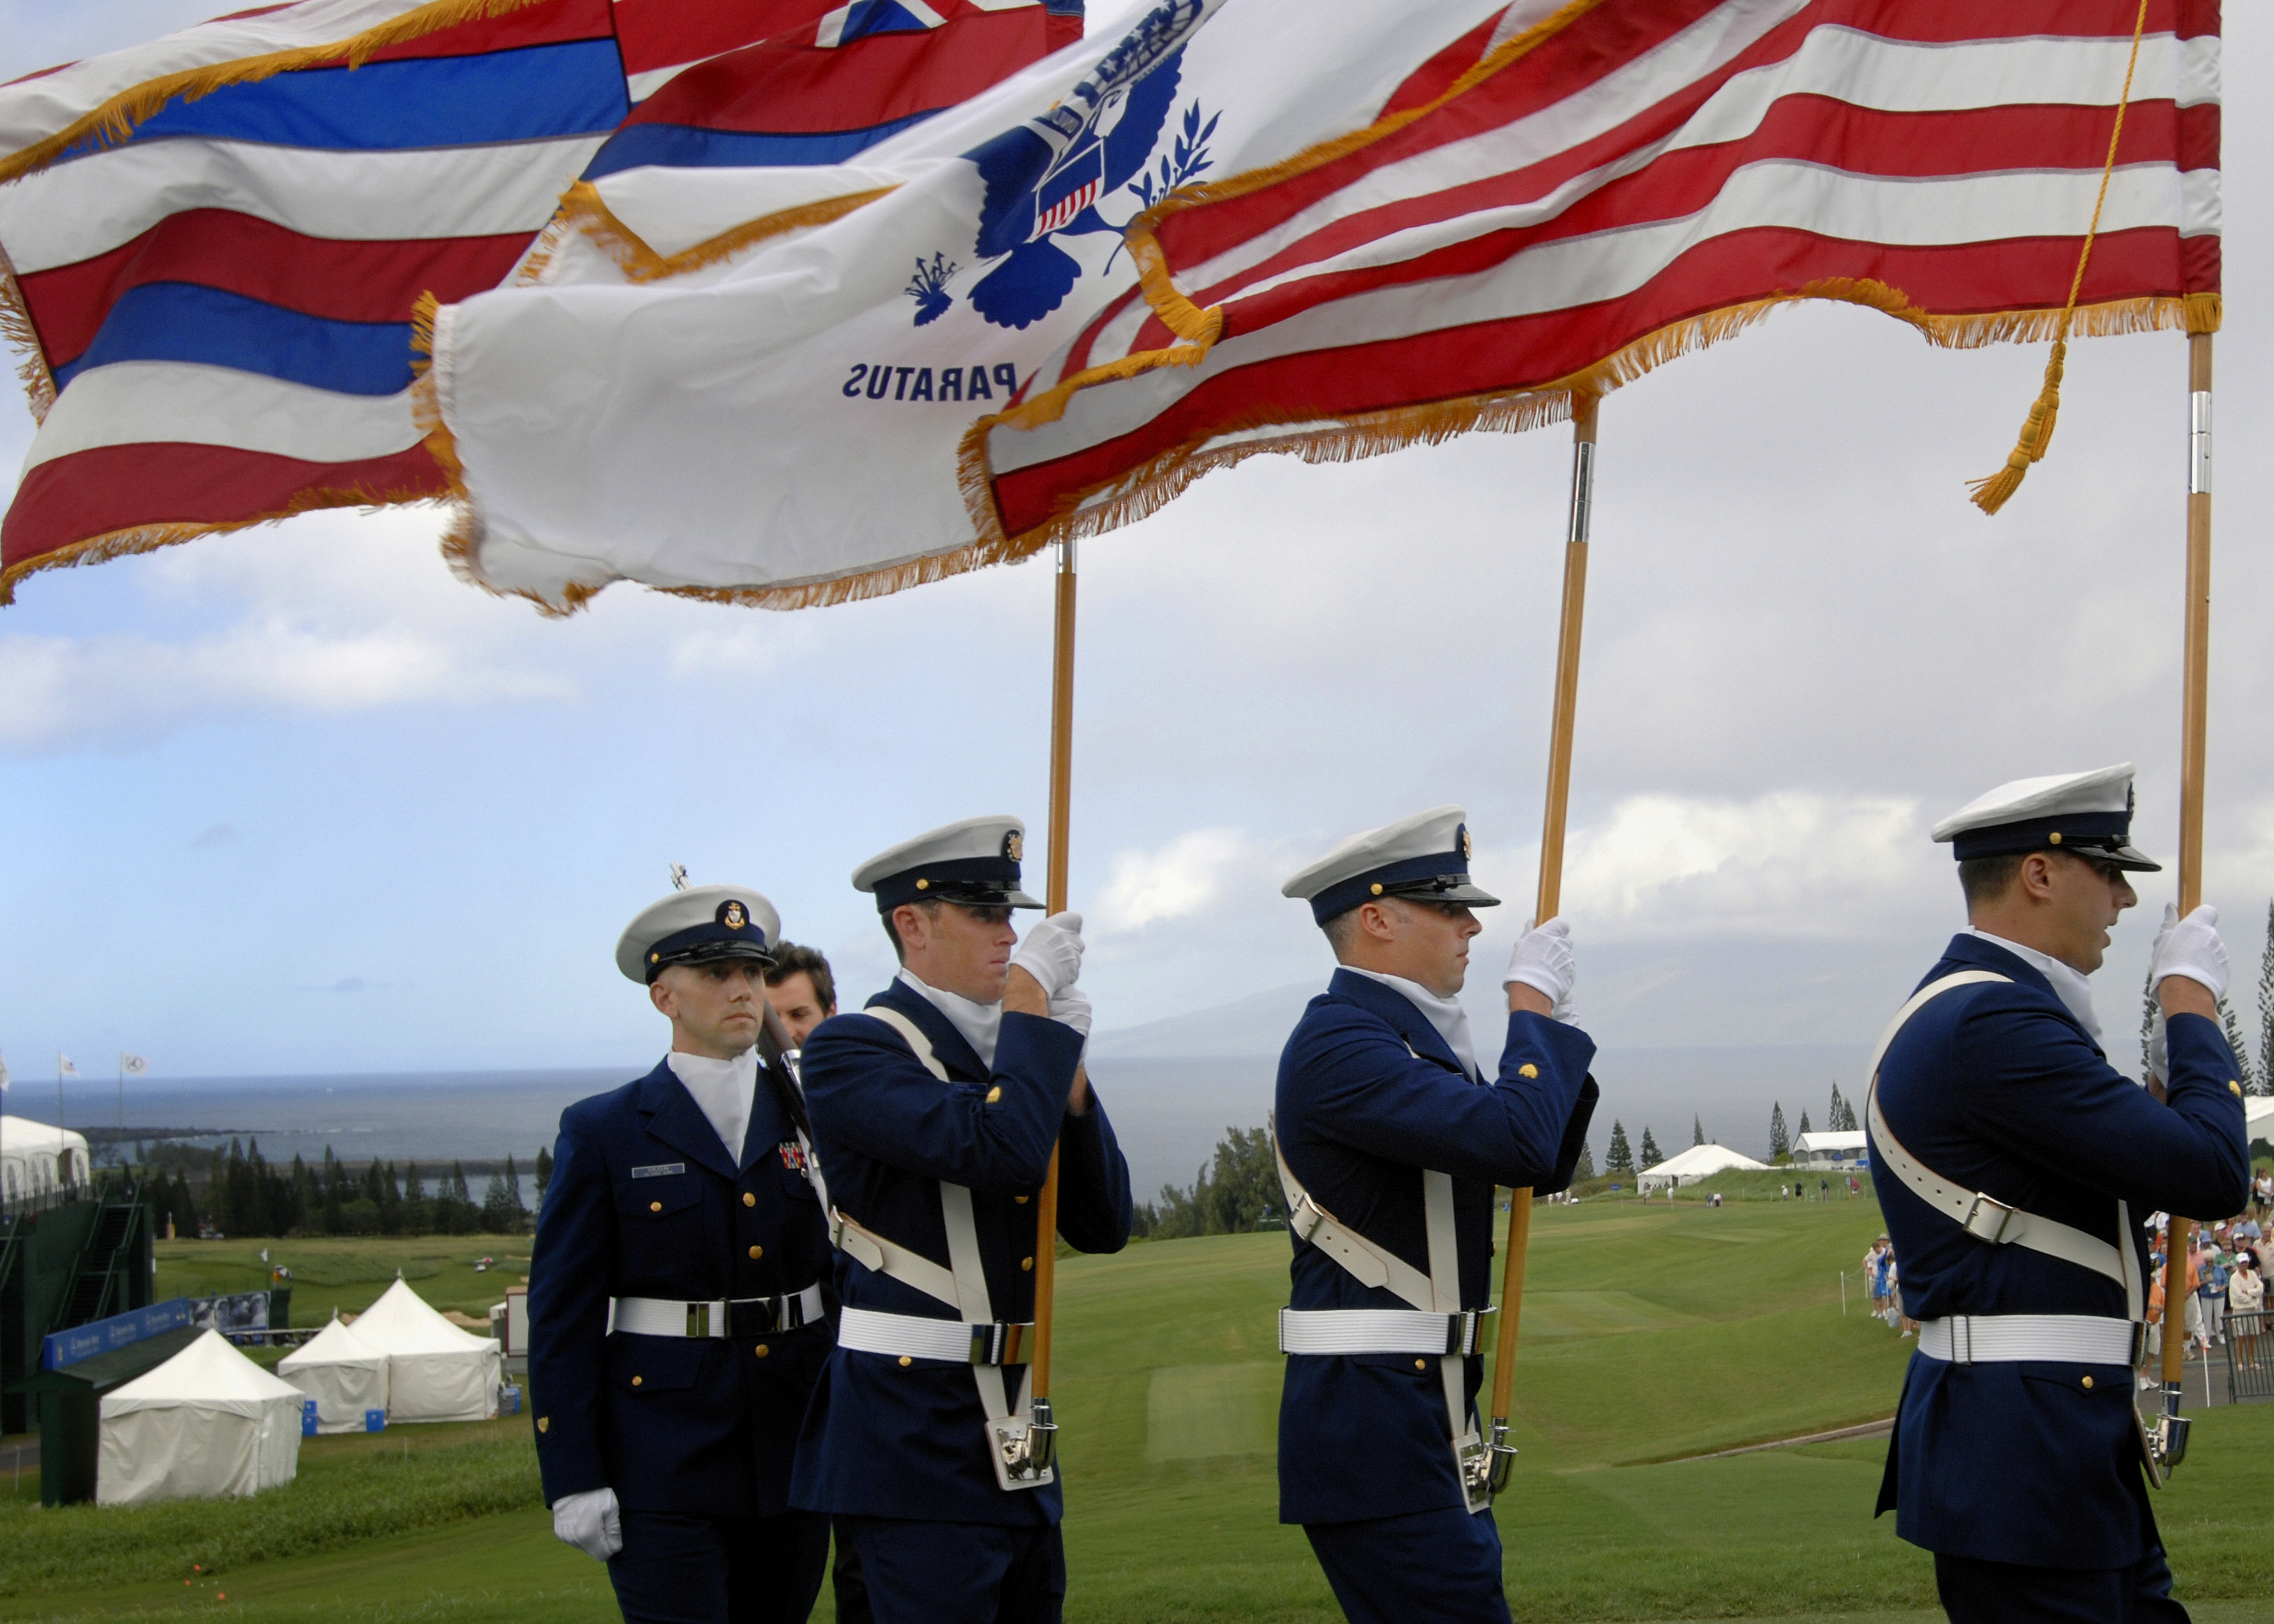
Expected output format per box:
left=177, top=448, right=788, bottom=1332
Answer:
left=0, top=0, right=1076, bottom=602
left=424, top=0, right=2216, bottom=614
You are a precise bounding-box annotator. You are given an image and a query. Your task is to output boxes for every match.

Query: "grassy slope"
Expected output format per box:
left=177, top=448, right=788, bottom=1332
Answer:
left=155, top=1239, right=531, bottom=1325
left=14, top=1199, right=2273, bottom=1622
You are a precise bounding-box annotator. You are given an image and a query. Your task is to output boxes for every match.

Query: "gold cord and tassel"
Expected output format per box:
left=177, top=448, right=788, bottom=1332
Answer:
left=1968, top=0, right=2148, bottom=516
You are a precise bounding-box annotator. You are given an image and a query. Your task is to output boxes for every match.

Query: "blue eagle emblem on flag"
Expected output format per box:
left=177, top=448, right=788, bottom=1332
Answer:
left=921, top=0, right=1214, bottom=332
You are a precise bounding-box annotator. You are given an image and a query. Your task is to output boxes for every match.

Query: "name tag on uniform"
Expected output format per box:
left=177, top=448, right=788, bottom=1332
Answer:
left=631, top=1163, right=685, bottom=1179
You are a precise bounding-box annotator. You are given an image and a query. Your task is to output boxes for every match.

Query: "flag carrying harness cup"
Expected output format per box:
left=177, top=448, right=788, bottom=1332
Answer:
left=1271, top=1041, right=1497, bottom=1513
left=826, top=1005, right=1056, bottom=1492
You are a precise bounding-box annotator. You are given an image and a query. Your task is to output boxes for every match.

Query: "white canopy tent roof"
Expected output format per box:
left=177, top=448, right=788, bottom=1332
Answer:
left=350, top=1278, right=499, bottom=1422
left=1, top=1115, right=91, bottom=1205
left=1638, top=1143, right=1770, bottom=1190
left=98, top=1330, right=302, bottom=1505
left=277, top=1315, right=389, bottom=1434
left=2247, top=1095, right=2274, bottom=1141
left=1793, top=1130, right=1869, bottom=1163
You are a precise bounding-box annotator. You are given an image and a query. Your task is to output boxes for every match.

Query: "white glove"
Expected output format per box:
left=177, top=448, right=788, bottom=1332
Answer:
left=552, top=1487, right=622, bottom=1563
left=1503, top=917, right=1576, bottom=1021
left=1048, top=984, right=1093, bottom=1039
left=2151, top=902, right=2228, bottom=1002
left=1010, top=911, right=1085, bottom=999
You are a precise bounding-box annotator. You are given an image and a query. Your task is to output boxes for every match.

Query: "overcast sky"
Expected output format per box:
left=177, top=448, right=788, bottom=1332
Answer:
left=5, top=6, right=2273, bottom=1148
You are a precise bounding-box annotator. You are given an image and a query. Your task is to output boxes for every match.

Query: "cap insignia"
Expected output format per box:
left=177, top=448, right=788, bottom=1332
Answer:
left=722, top=901, right=747, bottom=930
left=1459, top=825, right=1472, bottom=860
left=2049, top=832, right=2062, bottom=845
left=1005, top=830, right=1024, bottom=863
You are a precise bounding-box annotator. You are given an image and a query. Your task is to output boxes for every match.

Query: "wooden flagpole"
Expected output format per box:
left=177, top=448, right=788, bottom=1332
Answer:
left=1026, top=536, right=1079, bottom=1466
left=2155, top=331, right=2213, bottom=1464
left=1486, top=393, right=1599, bottom=1487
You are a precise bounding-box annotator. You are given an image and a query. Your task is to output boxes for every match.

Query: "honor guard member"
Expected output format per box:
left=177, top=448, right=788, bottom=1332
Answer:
left=1870, top=766, right=2250, bottom=1623
left=1275, top=807, right=1599, bottom=1624
left=792, top=817, right=1133, bottom=1624
left=530, top=885, right=837, bottom=1624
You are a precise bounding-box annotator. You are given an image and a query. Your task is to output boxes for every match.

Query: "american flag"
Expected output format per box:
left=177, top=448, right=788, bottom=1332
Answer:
left=978, top=0, right=2218, bottom=546
left=0, top=0, right=1079, bottom=601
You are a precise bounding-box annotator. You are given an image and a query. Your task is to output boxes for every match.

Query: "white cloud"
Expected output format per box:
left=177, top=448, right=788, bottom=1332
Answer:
left=668, top=620, right=821, bottom=678
left=1550, top=790, right=1936, bottom=938
left=1091, top=827, right=1255, bottom=933
left=0, top=620, right=571, bottom=751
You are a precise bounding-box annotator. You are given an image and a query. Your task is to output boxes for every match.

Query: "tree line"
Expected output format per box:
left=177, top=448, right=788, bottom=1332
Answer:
left=136, top=1138, right=555, bottom=1239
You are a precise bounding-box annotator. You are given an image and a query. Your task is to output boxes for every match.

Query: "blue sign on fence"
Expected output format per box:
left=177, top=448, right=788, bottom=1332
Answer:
left=42, top=1298, right=195, bottom=1371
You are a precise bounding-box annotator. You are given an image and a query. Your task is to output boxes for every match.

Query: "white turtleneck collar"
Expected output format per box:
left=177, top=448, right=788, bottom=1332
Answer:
left=898, top=968, right=1001, bottom=1067
left=667, top=1047, right=758, bottom=1164
left=1343, top=966, right=1480, bottom=1081
left=1965, top=928, right=2104, bottom=1045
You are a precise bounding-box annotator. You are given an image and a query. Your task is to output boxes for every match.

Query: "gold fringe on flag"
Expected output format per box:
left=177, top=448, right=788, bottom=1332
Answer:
left=1966, top=0, right=2150, bottom=516
left=0, top=0, right=557, bottom=187
left=520, top=181, right=900, bottom=287
left=0, top=253, right=57, bottom=421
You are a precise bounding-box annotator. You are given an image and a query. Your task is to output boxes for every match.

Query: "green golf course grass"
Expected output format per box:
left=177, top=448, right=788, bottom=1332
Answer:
left=7, top=1196, right=2271, bottom=1622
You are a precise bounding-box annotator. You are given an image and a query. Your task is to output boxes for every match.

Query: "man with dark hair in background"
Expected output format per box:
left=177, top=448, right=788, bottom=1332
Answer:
left=765, top=945, right=838, bottom=1050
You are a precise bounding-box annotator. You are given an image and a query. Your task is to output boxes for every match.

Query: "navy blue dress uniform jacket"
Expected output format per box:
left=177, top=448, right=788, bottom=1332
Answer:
left=528, top=1055, right=836, bottom=1517
left=1276, top=970, right=1599, bottom=1526
left=791, top=979, right=1134, bottom=1526
left=1871, top=933, right=2250, bottom=1569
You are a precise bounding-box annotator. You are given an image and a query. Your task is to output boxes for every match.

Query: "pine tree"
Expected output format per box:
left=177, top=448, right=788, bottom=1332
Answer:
left=1573, top=1141, right=1595, bottom=1181
left=1639, top=1126, right=1661, bottom=1167
left=402, top=1162, right=429, bottom=1235
left=1798, top=1110, right=1812, bottom=1139
left=1830, top=1082, right=1858, bottom=1132
left=1768, top=1104, right=1790, bottom=1161
left=534, top=1145, right=555, bottom=1208
left=2257, top=900, right=2274, bottom=1095
left=1692, top=1114, right=1705, bottom=1147
left=1605, top=1120, right=1634, bottom=1173
left=2141, top=962, right=2160, bottom=1083
left=2217, top=998, right=2259, bottom=1092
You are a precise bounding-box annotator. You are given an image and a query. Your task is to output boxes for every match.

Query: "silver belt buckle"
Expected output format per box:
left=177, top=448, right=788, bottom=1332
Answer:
left=1961, top=1193, right=2017, bottom=1243
left=1445, top=1307, right=1498, bottom=1356
left=968, top=1321, right=1033, bottom=1366
left=1289, top=1198, right=1326, bottom=1246
left=685, top=1301, right=712, bottom=1338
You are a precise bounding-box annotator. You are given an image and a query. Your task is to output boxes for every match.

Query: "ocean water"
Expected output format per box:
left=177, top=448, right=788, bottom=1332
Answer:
left=11, top=1041, right=1873, bottom=1201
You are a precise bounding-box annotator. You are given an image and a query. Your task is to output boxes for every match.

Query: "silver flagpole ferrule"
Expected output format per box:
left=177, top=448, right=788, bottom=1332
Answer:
left=1026, top=1395, right=1058, bottom=1476
left=2155, top=1382, right=2191, bottom=1472
left=1566, top=439, right=1596, bottom=547
left=2189, top=390, right=2211, bottom=495
left=1486, top=1416, right=1518, bottom=1493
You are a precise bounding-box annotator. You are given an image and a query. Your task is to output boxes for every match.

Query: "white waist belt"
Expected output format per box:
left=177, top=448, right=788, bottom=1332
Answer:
left=1919, top=1314, right=2144, bottom=1366
left=1278, top=1307, right=1497, bottom=1357
left=610, top=1284, right=825, bottom=1339
left=837, top=1305, right=1035, bottom=1367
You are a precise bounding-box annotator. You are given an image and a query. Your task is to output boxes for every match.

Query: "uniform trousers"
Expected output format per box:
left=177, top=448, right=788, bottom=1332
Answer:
left=608, top=1509, right=830, bottom=1624
left=838, top=1515, right=1065, bottom=1624
left=1303, top=1504, right=1510, bottom=1624
left=1934, top=1546, right=2188, bottom=1624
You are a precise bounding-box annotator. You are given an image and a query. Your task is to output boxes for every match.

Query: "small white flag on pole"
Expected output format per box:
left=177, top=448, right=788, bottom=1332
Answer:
left=58, top=1053, right=78, bottom=1077
left=120, top=1053, right=149, bottom=1075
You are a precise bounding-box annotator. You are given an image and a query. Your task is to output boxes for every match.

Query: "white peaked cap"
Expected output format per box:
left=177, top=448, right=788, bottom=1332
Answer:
left=1281, top=805, right=1499, bottom=924
left=852, top=815, right=1042, bottom=912
left=1930, top=762, right=2159, bottom=870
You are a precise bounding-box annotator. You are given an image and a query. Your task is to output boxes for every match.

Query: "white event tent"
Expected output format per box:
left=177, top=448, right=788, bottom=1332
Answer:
left=350, top=1278, right=500, bottom=1422
left=98, top=1330, right=303, bottom=1505
left=1, top=1115, right=91, bottom=1205
left=1638, top=1143, right=1769, bottom=1192
left=277, top=1316, right=389, bottom=1433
